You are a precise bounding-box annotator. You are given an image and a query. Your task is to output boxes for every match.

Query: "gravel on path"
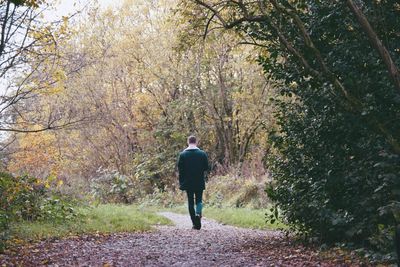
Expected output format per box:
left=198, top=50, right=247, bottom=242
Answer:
left=0, top=212, right=369, bottom=267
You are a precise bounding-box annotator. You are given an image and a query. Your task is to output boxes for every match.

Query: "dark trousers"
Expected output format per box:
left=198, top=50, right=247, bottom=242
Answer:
left=186, top=190, right=203, bottom=225
left=396, top=224, right=400, bottom=266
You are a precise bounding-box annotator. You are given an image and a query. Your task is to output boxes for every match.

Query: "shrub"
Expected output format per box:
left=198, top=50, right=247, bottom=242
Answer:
left=0, top=172, right=78, bottom=251
left=204, top=174, right=270, bottom=209
left=90, top=169, right=149, bottom=204
left=266, top=90, right=400, bottom=248
left=90, top=169, right=129, bottom=203
left=37, top=195, right=78, bottom=222
left=140, top=186, right=185, bottom=208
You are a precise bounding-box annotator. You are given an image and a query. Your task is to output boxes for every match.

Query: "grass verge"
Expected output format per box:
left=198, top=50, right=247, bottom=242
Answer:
left=10, top=204, right=172, bottom=241
left=167, top=205, right=287, bottom=230
left=205, top=206, right=287, bottom=230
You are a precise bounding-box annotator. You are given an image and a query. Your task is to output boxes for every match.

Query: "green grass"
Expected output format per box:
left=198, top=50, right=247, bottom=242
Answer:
left=10, top=204, right=285, bottom=243
left=167, top=205, right=287, bottom=230
left=11, top=204, right=172, bottom=241
left=205, top=206, right=287, bottom=230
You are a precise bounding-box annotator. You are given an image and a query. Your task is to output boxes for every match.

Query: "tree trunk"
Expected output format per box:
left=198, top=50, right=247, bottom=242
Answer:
left=346, top=0, right=400, bottom=93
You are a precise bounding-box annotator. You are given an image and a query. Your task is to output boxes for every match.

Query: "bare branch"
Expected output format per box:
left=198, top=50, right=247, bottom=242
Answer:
left=0, top=0, right=11, bottom=55
left=0, top=119, right=87, bottom=133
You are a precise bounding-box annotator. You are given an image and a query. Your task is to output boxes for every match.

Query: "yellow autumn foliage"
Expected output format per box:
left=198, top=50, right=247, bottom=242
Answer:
left=8, top=130, right=62, bottom=179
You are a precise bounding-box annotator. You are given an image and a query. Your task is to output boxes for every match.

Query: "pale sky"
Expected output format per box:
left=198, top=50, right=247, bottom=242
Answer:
left=0, top=0, right=122, bottom=92
left=44, top=0, right=122, bottom=21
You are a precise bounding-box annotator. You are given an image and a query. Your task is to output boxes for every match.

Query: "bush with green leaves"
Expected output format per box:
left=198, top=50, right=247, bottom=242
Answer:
left=0, top=172, right=15, bottom=252
left=1, top=173, right=45, bottom=224
left=254, top=1, right=400, bottom=253
left=90, top=169, right=136, bottom=204
left=0, top=172, right=78, bottom=251
left=204, top=174, right=269, bottom=209
left=37, top=195, right=78, bottom=222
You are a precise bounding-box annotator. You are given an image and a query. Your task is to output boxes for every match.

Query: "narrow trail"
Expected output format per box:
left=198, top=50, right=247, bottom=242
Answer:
left=1, top=212, right=368, bottom=266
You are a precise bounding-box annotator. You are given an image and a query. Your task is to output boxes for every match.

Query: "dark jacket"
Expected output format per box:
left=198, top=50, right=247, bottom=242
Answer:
left=177, top=148, right=210, bottom=191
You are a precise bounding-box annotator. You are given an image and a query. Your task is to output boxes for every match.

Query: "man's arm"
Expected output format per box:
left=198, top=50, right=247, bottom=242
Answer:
left=177, top=153, right=185, bottom=190
left=203, top=152, right=211, bottom=182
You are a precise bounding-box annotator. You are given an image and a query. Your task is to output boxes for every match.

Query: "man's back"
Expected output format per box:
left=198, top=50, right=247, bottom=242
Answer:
left=178, top=148, right=209, bottom=191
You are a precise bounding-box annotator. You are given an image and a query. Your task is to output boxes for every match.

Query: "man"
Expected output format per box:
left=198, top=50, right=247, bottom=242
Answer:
left=177, top=135, right=210, bottom=230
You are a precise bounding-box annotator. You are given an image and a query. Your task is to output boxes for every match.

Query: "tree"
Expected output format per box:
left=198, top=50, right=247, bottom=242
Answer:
left=184, top=0, right=400, bottom=249
left=7, top=0, right=274, bottom=198
left=0, top=0, right=81, bottom=134
left=184, top=0, right=400, bottom=153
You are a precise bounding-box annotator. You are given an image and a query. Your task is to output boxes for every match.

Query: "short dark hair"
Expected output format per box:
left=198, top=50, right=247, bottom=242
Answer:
left=188, top=135, right=197, bottom=144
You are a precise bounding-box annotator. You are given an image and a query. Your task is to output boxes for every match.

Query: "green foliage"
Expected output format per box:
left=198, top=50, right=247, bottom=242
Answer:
left=90, top=169, right=135, bottom=204
left=1, top=173, right=44, bottom=221
left=89, top=165, right=184, bottom=206
left=88, top=122, right=187, bottom=205
left=0, top=172, right=77, bottom=251
left=0, top=173, right=13, bottom=252
left=0, top=172, right=46, bottom=251
left=254, top=1, right=400, bottom=253
left=37, top=195, right=78, bottom=222
left=131, top=143, right=178, bottom=192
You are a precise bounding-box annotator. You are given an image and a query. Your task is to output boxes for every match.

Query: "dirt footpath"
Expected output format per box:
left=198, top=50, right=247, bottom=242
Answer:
left=0, top=212, right=369, bottom=266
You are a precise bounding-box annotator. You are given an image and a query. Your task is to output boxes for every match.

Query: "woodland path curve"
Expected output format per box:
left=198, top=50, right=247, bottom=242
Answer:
left=1, top=212, right=368, bottom=266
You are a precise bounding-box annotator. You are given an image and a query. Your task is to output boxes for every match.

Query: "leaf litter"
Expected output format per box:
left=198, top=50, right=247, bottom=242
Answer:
left=0, top=212, right=371, bottom=266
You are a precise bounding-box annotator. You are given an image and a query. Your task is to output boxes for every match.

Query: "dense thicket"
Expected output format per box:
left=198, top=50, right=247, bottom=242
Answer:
left=265, top=2, right=400, bottom=248
left=4, top=1, right=273, bottom=202
left=186, top=0, right=400, bottom=250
